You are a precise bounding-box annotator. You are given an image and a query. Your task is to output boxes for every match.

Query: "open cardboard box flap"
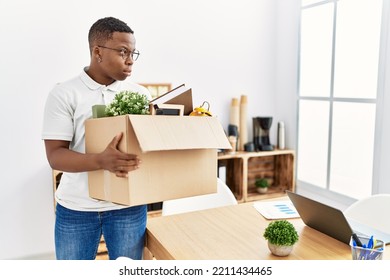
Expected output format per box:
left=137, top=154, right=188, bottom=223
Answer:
left=129, top=115, right=231, bottom=152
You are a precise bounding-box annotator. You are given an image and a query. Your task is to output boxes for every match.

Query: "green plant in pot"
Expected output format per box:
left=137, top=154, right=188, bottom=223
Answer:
left=255, top=178, right=269, bottom=194
left=263, top=220, right=299, bottom=256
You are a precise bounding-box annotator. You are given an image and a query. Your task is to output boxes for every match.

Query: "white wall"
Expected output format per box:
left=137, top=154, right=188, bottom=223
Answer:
left=275, top=1, right=300, bottom=150
left=375, top=0, right=390, bottom=195
left=0, top=0, right=295, bottom=259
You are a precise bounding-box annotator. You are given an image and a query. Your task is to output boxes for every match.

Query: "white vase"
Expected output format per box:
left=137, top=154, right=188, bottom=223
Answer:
left=256, top=187, right=268, bottom=194
left=267, top=241, right=293, bottom=256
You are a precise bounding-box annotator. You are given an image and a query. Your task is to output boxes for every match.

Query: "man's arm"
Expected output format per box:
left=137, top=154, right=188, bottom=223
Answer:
left=44, top=132, right=140, bottom=178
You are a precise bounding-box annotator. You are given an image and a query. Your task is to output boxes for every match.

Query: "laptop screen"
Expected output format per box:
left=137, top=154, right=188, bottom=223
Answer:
left=286, top=191, right=353, bottom=244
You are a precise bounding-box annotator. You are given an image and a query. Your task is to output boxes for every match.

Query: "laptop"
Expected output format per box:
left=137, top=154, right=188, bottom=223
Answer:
left=286, top=191, right=390, bottom=245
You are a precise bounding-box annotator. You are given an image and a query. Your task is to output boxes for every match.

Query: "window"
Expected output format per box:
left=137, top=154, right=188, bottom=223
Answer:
left=297, top=0, right=383, bottom=200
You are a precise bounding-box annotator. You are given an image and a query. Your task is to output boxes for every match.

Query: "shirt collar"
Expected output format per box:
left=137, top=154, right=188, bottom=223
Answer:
left=80, top=67, right=121, bottom=92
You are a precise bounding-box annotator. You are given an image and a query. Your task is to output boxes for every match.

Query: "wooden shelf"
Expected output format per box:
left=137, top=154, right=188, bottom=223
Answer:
left=218, top=149, right=295, bottom=202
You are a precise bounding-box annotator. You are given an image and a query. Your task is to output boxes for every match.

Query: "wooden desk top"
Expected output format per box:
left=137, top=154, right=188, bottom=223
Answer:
left=146, top=202, right=389, bottom=260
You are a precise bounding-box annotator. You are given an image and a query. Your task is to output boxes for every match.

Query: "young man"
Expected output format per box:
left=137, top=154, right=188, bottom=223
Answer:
left=42, top=17, right=151, bottom=260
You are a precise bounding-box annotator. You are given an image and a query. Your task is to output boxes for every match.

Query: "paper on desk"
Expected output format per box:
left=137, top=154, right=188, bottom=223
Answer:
left=253, top=200, right=300, bottom=220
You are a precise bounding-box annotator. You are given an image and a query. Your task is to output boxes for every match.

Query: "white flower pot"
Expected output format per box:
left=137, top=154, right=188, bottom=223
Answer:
left=256, top=187, right=268, bottom=194
left=267, top=241, right=293, bottom=256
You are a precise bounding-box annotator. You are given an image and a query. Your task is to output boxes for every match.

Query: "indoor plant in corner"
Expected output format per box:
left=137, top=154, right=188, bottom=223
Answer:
left=255, top=178, right=269, bottom=194
left=263, top=220, right=299, bottom=256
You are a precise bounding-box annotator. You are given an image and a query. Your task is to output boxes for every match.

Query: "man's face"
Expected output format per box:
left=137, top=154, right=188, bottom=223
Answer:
left=95, top=32, right=137, bottom=84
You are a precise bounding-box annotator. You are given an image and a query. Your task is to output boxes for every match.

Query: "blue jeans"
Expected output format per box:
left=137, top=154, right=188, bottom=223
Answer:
left=55, top=203, right=147, bottom=260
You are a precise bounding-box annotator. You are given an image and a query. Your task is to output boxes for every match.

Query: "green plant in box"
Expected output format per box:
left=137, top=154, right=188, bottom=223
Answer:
left=255, top=178, right=269, bottom=188
left=255, top=178, right=269, bottom=194
left=105, top=90, right=149, bottom=116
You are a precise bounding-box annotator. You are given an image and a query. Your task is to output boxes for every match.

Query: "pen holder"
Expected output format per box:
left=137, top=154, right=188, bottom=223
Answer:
left=350, top=235, right=385, bottom=260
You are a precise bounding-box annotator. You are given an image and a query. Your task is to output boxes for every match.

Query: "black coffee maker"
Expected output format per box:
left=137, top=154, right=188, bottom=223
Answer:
left=253, top=117, right=274, bottom=151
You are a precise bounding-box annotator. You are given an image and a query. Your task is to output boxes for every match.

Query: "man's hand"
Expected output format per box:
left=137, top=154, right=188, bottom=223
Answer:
left=99, top=132, right=141, bottom=178
left=44, top=133, right=140, bottom=178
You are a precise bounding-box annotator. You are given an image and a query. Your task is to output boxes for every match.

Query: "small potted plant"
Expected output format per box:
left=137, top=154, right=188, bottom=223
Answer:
left=105, top=90, right=150, bottom=116
left=255, top=178, right=269, bottom=194
left=263, top=220, right=299, bottom=256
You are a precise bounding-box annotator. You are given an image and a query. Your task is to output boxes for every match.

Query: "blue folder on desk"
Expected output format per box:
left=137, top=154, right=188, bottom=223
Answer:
left=286, top=191, right=390, bottom=245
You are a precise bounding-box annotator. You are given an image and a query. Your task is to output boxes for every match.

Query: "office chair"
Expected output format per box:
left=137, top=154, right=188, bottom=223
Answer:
left=161, top=178, right=238, bottom=216
left=344, top=194, right=390, bottom=234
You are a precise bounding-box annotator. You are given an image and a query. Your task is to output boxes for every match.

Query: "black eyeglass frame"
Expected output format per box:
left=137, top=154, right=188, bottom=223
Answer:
left=97, top=45, right=140, bottom=61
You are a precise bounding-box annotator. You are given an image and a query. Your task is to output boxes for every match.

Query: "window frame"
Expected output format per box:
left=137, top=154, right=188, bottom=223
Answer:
left=296, top=0, right=388, bottom=205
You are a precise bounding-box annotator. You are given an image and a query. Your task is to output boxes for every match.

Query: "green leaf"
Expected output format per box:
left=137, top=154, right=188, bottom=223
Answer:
left=105, top=91, right=150, bottom=116
left=263, top=220, right=299, bottom=246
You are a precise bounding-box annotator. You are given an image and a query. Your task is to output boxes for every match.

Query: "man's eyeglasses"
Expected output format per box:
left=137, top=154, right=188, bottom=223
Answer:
left=98, top=45, right=140, bottom=61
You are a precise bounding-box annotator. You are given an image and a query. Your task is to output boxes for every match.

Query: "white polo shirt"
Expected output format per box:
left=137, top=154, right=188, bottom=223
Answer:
left=42, top=67, right=151, bottom=211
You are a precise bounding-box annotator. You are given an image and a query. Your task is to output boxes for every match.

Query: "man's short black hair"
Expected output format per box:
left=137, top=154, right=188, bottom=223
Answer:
left=88, top=17, right=133, bottom=51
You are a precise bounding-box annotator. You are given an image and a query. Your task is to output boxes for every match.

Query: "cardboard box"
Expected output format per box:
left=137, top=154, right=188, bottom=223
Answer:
left=85, top=115, right=231, bottom=206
